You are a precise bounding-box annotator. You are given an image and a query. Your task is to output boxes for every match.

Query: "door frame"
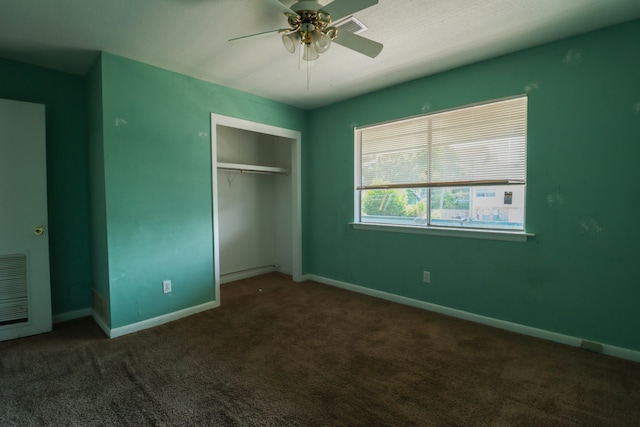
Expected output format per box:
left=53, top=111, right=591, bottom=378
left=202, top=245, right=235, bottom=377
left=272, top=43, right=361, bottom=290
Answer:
left=210, top=114, right=302, bottom=299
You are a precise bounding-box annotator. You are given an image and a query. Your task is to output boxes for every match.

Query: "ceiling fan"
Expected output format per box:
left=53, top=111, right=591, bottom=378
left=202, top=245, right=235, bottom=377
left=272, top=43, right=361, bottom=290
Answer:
left=230, top=0, right=383, bottom=62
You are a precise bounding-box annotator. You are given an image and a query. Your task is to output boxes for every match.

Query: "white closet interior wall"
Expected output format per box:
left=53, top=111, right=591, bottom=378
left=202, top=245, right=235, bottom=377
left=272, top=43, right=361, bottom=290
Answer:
left=216, top=125, right=293, bottom=279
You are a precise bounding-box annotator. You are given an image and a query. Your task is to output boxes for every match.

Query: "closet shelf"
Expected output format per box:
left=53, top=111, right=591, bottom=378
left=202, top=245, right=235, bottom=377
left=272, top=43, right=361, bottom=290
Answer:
left=217, top=162, right=288, bottom=175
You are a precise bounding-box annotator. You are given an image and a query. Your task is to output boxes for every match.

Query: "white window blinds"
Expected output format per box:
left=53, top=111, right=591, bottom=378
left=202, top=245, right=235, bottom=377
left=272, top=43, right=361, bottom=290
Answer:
left=357, top=96, right=527, bottom=189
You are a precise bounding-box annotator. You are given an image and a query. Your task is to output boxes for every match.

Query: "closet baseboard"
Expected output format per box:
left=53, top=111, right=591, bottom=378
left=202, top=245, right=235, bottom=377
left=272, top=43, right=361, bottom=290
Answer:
left=220, top=266, right=279, bottom=284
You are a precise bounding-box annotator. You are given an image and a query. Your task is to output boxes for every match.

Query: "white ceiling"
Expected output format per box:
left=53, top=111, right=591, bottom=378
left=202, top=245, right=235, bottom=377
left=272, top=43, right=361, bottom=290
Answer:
left=1, top=0, right=639, bottom=109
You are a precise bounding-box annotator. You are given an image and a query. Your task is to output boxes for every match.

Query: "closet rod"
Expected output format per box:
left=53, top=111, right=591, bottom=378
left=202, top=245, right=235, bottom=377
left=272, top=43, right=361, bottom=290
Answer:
left=218, top=167, right=285, bottom=175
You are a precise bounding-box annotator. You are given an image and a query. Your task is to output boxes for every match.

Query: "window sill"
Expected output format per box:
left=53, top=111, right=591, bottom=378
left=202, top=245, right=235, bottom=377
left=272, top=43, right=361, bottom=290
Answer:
left=349, top=222, right=534, bottom=242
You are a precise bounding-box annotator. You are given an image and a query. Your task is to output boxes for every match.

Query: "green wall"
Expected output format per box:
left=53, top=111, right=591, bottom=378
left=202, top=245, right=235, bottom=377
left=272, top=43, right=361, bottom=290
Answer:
left=0, top=58, right=92, bottom=316
left=86, top=55, right=110, bottom=316
left=95, top=53, right=306, bottom=328
left=305, top=20, right=640, bottom=351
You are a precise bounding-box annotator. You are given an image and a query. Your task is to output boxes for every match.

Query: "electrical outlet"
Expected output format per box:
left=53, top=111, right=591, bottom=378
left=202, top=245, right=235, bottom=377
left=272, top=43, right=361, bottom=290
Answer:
left=423, top=271, right=431, bottom=283
left=163, top=280, right=172, bottom=294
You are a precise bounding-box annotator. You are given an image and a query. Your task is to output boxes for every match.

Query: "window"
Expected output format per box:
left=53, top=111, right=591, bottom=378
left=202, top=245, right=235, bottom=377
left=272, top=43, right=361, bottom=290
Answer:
left=355, top=96, right=527, bottom=232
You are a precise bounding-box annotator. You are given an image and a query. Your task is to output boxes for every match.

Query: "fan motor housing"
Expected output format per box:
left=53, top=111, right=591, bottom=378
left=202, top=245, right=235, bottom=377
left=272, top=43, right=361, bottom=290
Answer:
left=290, top=1, right=323, bottom=13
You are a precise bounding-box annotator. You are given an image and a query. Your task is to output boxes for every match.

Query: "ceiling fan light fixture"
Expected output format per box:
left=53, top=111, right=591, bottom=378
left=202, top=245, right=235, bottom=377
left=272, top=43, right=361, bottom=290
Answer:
left=302, top=43, right=319, bottom=61
left=282, top=32, right=300, bottom=53
left=311, top=30, right=331, bottom=53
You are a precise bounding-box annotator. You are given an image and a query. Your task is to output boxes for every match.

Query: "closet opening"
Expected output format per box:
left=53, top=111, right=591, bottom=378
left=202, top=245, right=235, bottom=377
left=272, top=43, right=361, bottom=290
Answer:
left=210, top=114, right=302, bottom=296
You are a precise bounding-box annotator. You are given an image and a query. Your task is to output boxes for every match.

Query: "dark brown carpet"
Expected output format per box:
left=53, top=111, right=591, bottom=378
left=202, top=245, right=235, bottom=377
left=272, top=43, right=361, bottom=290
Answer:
left=1, top=273, right=639, bottom=426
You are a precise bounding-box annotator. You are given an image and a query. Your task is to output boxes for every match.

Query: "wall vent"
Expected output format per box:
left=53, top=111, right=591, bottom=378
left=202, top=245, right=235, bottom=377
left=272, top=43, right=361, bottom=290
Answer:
left=92, top=289, right=109, bottom=324
left=0, top=254, right=29, bottom=326
left=335, top=16, right=368, bottom=35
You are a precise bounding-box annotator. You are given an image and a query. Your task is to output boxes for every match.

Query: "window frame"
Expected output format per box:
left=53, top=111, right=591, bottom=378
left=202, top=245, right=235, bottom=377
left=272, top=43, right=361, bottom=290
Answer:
left=352, top=96, right=533, bottom=241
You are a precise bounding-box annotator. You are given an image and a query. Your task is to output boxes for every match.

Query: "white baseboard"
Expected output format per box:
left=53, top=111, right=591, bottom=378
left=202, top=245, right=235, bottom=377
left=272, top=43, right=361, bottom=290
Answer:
left=52, top=308, right=92, bottom=324
left=303, top=274, right=640, bottom=363
left=94, top=300, right=219, bottom=339
left=277, top=267, right=293, bottom=276
left=91, top=311, right=110, bottom=337
left=220, top=266, right=278, bottom=284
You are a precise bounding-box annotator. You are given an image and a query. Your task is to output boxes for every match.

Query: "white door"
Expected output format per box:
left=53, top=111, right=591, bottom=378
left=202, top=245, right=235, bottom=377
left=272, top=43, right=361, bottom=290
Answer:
left=0, top=98, right=51, bottom=341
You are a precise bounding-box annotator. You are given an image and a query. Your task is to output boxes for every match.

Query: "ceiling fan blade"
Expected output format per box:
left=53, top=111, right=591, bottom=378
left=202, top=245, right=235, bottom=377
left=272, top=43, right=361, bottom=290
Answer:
left=333, top=30, right=383, bottom=58
left=321, top=0, right=378, bottom=22
left=229, top=29, right=287, bottom=42
left=265, top=0, right=298, bottom=16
